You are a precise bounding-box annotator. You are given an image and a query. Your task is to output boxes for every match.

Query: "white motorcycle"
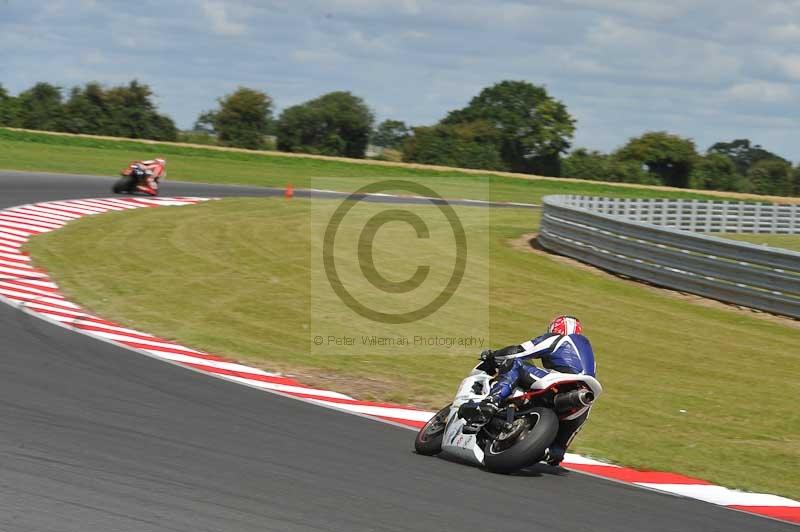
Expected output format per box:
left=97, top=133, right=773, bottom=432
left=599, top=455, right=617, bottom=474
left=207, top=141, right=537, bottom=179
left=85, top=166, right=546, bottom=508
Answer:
left=414, top=362, right=602, bottom=474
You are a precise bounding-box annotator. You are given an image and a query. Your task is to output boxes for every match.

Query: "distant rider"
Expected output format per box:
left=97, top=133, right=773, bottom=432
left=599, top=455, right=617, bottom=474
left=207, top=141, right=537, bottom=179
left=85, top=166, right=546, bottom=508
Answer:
left=128, top=157, right=166, bottom=196
left=472, top=315, right=596, bottom=466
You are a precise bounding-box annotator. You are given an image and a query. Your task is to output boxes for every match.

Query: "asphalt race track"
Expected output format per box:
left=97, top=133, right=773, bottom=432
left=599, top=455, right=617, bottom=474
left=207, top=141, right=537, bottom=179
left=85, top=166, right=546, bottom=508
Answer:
left=0, top=170, right=793, bottom=532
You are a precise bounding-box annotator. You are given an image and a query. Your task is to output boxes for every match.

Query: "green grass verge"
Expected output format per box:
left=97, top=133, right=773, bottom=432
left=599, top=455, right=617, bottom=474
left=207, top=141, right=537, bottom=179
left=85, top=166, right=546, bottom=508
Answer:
left=715, top=233, right=800, bottom=252
left=0, top=127, right=719, bottom=204
left=26, top=197, right=800, bottom=500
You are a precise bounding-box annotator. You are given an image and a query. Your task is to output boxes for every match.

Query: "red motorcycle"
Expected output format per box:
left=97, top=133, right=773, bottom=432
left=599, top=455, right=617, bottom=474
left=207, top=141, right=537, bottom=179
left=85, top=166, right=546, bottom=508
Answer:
left=113, top=158, right=166, bottom=196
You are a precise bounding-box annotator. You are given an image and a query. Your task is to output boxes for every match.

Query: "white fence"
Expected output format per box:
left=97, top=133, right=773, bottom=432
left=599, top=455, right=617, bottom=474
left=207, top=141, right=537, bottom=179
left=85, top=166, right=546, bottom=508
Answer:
left=566, top=197, right=800, bottom=234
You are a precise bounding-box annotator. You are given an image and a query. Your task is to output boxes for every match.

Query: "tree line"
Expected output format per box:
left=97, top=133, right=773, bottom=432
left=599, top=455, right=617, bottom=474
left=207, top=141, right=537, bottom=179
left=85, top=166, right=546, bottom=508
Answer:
left=0, top=81, right=178, bottom=141
left=1, top=80, right=798, bottom=196
left=562, top=135, right=799, bottom=196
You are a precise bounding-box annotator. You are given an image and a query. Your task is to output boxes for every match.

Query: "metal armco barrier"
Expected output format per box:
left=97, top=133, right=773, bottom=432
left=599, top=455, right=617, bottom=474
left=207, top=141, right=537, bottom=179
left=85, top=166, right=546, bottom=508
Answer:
left=539, top=195, right=800, bottom=319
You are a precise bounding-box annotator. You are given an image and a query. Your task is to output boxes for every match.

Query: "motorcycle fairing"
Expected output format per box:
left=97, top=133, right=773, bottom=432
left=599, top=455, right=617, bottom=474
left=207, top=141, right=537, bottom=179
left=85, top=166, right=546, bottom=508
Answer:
left=440, top=373, right=491, bottom=465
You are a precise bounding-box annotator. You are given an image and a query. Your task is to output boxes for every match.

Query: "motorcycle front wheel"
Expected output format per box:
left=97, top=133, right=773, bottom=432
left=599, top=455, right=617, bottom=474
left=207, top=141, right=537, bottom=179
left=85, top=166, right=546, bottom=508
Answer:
left=414, top=404, right=451, bottom=456
left=483, top=407, right=558, bottom=474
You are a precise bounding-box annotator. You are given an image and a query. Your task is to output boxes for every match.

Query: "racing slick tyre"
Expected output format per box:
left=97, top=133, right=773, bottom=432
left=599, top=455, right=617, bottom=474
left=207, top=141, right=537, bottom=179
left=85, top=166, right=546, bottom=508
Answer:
left=414, top=404, right=451, bottom=456
left=112, top=176, right=137, bottom=194
left=483, top=407, right=559, bottom=474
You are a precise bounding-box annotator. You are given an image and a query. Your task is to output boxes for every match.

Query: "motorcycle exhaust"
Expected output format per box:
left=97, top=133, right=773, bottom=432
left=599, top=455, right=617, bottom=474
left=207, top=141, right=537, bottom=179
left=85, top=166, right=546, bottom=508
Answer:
left=553, top=389, right=594, bottom=412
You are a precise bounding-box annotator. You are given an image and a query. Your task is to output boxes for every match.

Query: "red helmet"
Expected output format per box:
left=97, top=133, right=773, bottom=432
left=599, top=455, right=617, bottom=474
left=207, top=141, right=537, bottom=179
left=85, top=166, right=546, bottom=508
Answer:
left=548, top=315, right=582, bottom=335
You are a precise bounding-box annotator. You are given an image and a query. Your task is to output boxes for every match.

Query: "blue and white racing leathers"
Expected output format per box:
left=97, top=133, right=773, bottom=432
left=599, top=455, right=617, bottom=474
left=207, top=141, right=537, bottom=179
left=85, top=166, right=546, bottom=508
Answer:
left=488, top=332, right=596, bottom=401
left=487, top=332, right=597, bottom=464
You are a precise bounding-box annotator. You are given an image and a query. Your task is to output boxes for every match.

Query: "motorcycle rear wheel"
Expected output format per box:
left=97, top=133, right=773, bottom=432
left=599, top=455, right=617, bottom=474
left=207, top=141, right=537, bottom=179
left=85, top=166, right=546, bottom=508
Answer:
left=414, top=404, right=451, bottom=456
left=483, top=407, right=558, bottom=474
left=112, top=176, right=137, bottom=194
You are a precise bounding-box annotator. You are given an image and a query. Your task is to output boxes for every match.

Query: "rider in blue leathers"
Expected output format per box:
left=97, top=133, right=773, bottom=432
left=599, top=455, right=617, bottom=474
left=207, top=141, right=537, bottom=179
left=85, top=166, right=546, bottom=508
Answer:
left=476, top=315, right=596, bottom=466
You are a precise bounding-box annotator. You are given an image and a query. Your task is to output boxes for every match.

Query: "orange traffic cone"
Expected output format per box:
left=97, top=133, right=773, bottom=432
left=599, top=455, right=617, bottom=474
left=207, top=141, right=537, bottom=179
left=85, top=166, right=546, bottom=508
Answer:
left=285, top=183, right=294, bottom=199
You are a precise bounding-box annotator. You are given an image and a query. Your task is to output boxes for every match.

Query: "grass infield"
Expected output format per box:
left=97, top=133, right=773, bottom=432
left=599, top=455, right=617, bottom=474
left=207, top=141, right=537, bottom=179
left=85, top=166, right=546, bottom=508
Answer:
left=26, top=197, right=800, bottom=500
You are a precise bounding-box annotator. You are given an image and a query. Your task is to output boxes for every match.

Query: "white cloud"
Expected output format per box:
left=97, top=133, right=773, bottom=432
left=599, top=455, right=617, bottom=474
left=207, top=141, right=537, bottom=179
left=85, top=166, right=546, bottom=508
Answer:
left=442, top=2, right=540, bottom=26
left=40, top=2, right=68, bottom=17
left=562, top=0, right=695, bottom=21
left=402, top=30, right=429, bottom=40
left=323, top=0, right=422, bottom=15
left=764, top=0, right=800, bottom=17
left=547, top=49, right=613, bottom=75
left=725, top=81, right=795, bottom=103
left=768, top=23, right=800, bottom=42
left=80, top=50, right=107, bottom=65
left=586, top=17, right=649, bottom=46
left=584, top=19, right=741, bottom=84
left=345, top=29, right=392, bottom=52
left=201, top=0, right=247, bottom=37
left=770, top=54, right=800, bottom=80
left=290, top=49, right=345, bottom=64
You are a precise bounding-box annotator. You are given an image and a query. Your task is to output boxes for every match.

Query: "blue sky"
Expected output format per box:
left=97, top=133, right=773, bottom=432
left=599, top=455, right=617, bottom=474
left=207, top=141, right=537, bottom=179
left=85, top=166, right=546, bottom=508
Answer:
left=1, top=0, right=799, bottom=160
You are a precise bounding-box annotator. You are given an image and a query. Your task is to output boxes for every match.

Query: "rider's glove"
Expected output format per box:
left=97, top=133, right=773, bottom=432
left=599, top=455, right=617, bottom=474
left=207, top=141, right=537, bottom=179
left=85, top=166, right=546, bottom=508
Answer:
left=479, top=396, right=500, bottom=417
left=477, top=349, right=498, bottom=374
